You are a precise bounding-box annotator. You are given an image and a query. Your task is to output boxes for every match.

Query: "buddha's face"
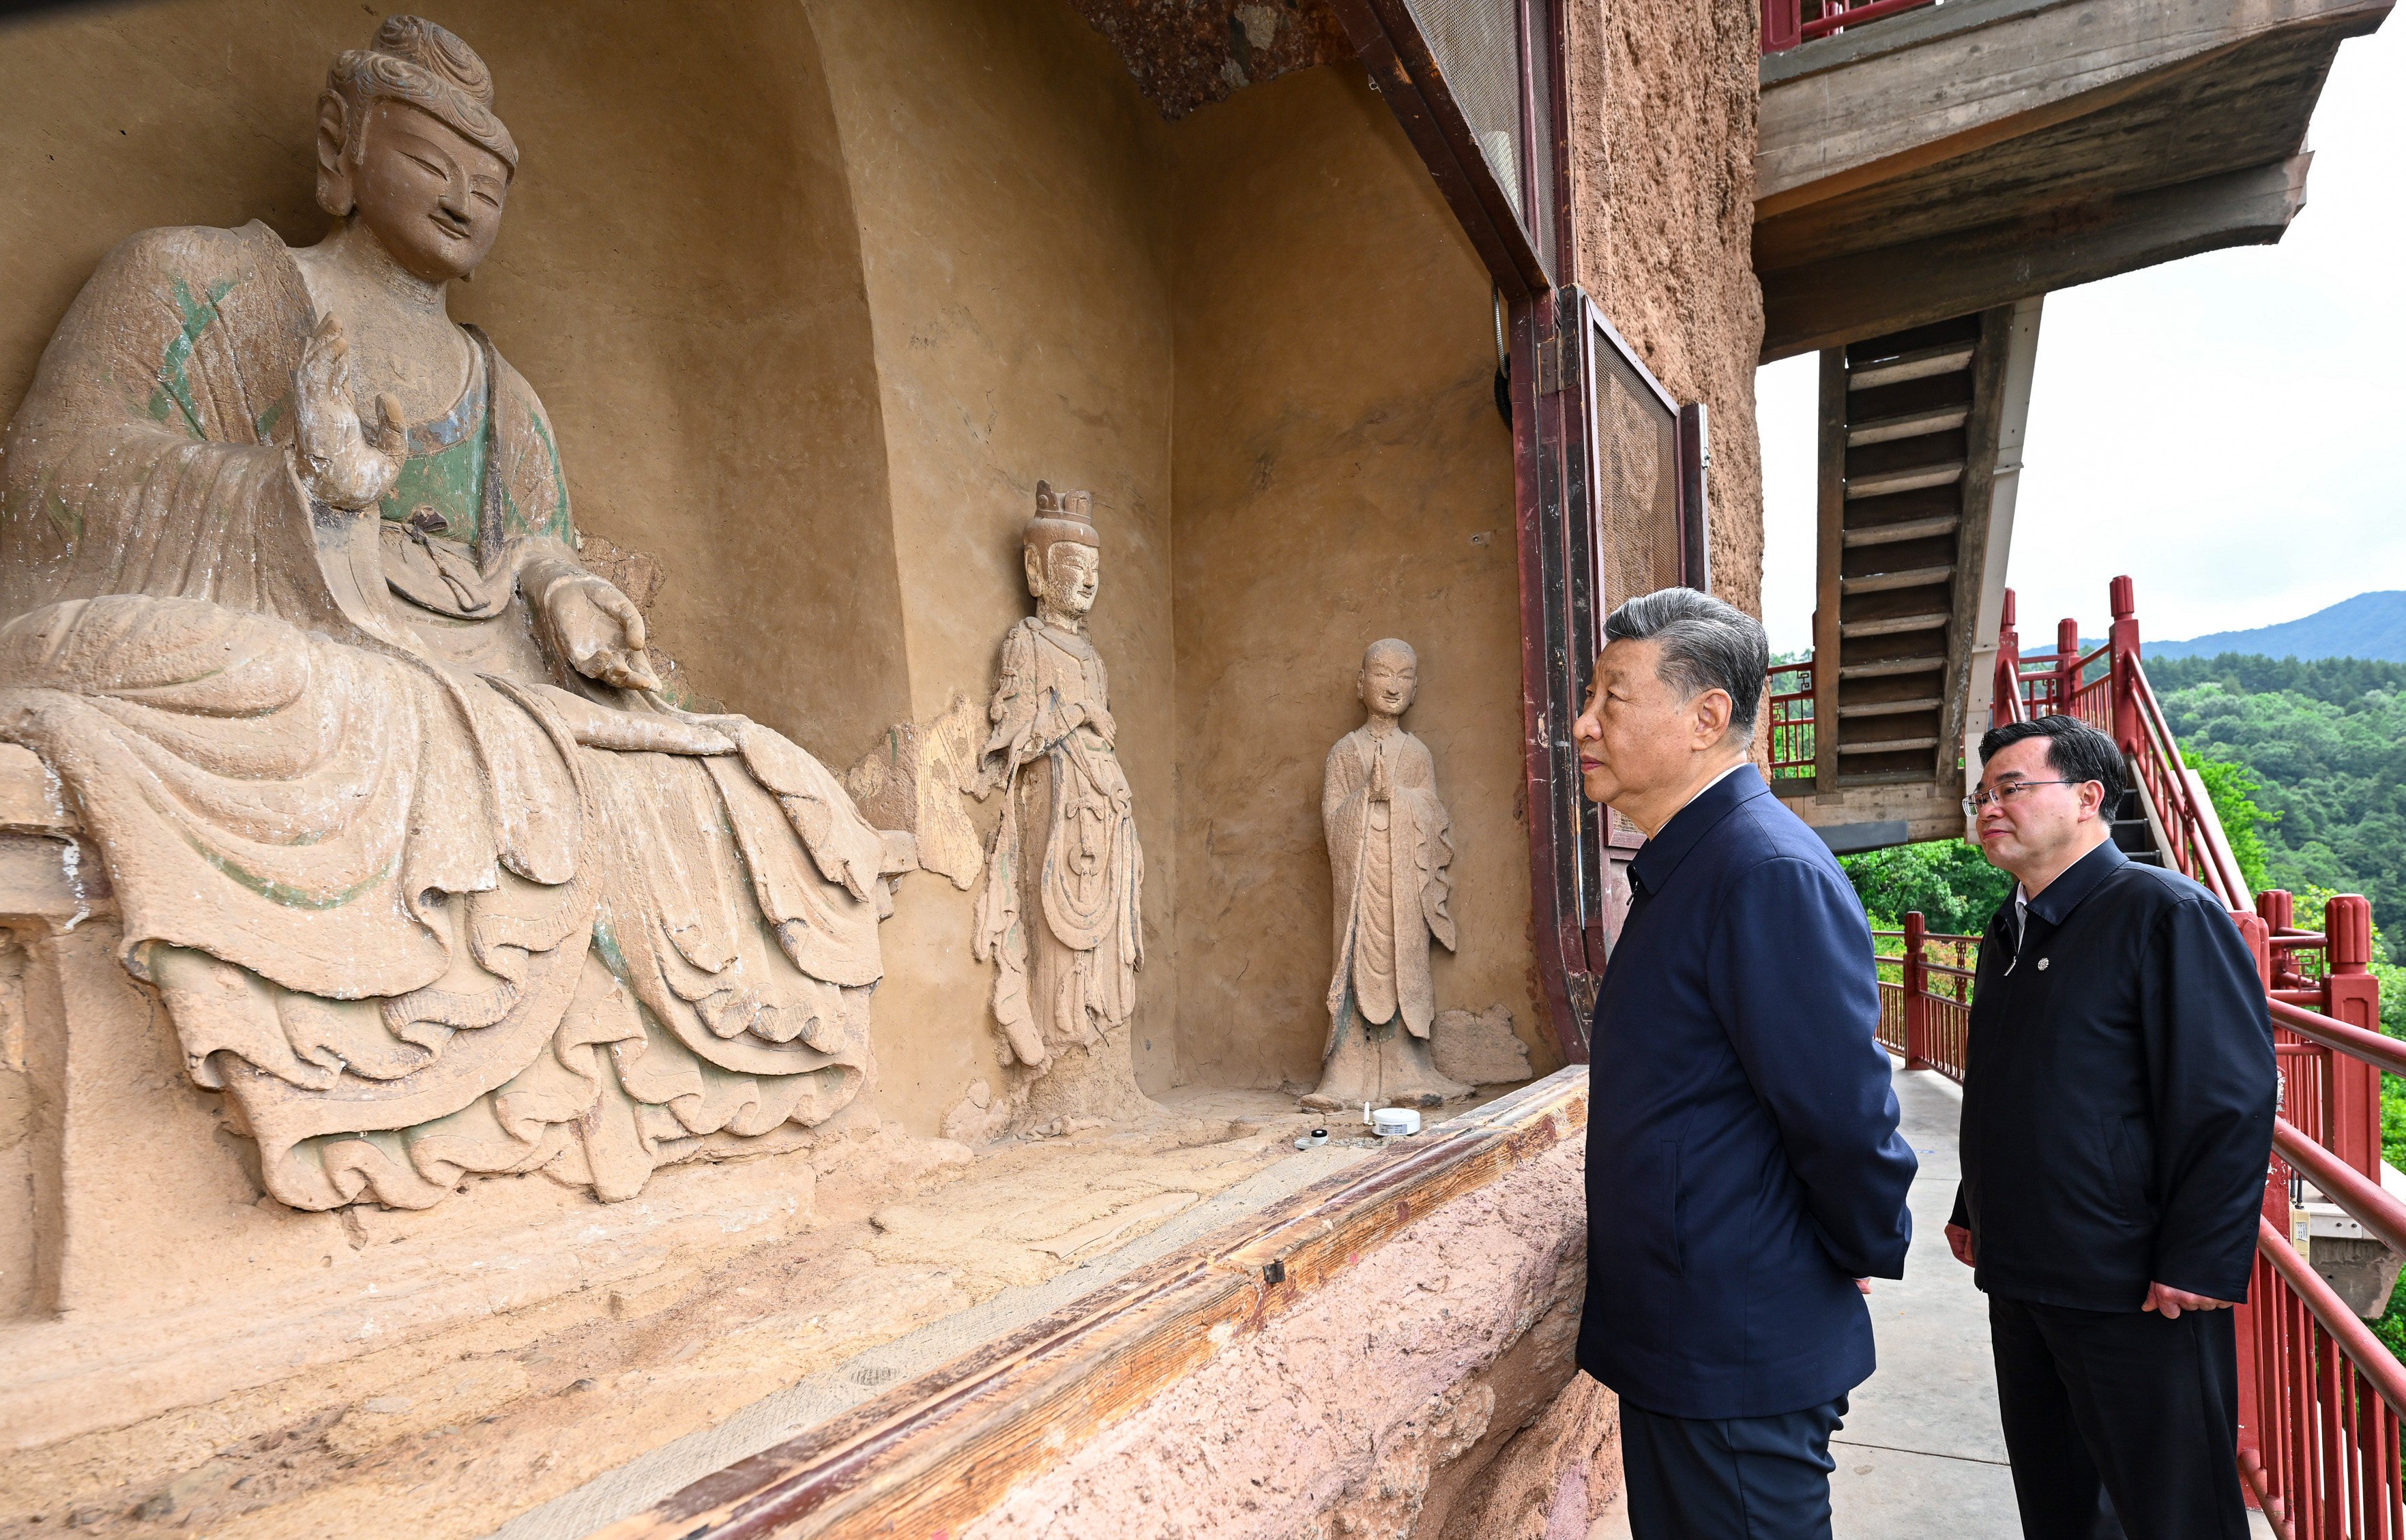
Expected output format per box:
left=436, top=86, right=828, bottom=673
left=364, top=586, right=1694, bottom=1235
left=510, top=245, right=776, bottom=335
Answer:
left=1360, top=646, right=1419, bottom=717
left=348, top=98, right=510, bottom=282
left=1033, top=543, right=1100, bottom=619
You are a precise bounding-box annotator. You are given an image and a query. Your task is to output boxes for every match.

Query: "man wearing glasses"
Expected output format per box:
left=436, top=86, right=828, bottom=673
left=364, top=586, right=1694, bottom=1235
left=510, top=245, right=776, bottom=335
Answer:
left=1950, top=715, right=2274, bottom=1539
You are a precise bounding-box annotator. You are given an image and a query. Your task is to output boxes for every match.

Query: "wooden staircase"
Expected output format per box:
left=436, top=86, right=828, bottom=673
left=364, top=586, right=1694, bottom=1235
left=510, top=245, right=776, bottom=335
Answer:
left=2111, top=784, right=2167, bottom=868
left=1823, top=314, right=1982, bottom=784
left=1789, top=303, right=2034, bottom=859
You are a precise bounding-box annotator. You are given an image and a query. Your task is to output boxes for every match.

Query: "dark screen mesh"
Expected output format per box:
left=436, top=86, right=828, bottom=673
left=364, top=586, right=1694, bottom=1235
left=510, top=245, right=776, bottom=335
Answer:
left=1525, top=0, right=1557, bottom=272
left=1405, top=0, right=1557, bottom=276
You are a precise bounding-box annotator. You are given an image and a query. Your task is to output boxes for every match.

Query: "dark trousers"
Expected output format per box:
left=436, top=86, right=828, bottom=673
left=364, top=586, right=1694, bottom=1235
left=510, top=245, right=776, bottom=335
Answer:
left=1989, top=1294, right=2248, bottom=1540
left=1620, top=1394, right=1847, bottom=1540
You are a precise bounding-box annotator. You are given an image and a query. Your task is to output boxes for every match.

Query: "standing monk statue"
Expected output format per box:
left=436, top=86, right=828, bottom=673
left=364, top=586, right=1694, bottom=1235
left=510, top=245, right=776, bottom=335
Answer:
left=0, top=18, right=896, bottom=1212
left=974, top=484, right=1151, bottom=1124
left=1305, top=640, right=1469, bottom=1110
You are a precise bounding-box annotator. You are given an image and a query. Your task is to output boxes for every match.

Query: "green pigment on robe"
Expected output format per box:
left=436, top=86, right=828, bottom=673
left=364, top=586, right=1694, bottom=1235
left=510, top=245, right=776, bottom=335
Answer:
left=379, top=365, right=490, bottom=548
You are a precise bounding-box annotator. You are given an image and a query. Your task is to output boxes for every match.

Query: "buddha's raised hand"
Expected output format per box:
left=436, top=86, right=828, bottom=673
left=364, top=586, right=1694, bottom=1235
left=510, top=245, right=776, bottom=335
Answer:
left=291, top=314, right=405, bottom=511
left=527, top=563, right=664, bottom=693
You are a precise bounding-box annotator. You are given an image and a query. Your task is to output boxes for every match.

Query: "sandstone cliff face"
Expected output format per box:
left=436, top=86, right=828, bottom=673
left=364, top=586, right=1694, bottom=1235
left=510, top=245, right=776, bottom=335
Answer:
left=958, top=1138, right=1607, bottom=1540
left=1568, top=0, right=1768, bottom=621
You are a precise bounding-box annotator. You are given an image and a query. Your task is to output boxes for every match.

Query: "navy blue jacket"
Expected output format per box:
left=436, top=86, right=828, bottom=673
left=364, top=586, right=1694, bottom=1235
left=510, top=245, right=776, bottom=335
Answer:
left=1578, top=767, right=1917, bottom=1419
left=1949, top=840, right=2275, bottom=1310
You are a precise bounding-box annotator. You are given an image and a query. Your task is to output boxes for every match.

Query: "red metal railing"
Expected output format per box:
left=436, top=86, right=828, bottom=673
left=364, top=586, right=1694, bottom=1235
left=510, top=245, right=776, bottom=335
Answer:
left=1980, top=578, right=2398, bottom=1533
left=2247, top=962, right=2405, bottom=1536
left=1767, top=658, right=1816, bottom=779
left=2244, top=1215, right=2406, bottom=1536
left=1761, top=0, right=1942, bottom=52
left=1873, top=912, right=1976, bottom=1081
left=1888, top=889, right=2395, bottom=1532
left=1986, top=580, right=2250, bottom=909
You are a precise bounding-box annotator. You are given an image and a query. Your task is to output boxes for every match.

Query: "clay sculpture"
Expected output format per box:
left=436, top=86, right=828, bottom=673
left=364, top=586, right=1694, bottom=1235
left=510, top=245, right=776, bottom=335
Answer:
left=974, top=484, right=1151, bottom=1123
left=1306, top=640, right=1470, bottom=1110
left=0, top=17, right=897, bottom=1211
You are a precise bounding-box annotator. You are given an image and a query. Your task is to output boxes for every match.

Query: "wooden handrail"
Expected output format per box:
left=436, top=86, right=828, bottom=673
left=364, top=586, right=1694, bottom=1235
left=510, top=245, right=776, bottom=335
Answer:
left=591, top=1070, right=1589, bottom=1540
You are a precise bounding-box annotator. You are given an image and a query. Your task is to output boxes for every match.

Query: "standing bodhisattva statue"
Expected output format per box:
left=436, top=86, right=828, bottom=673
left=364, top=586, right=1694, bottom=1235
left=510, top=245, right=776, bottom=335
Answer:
left=1306, top=640, right=1470, bottom=1110
left=0, top=18, right=896, bottom=1211
left=973, top=484, right=1151, bottom=1123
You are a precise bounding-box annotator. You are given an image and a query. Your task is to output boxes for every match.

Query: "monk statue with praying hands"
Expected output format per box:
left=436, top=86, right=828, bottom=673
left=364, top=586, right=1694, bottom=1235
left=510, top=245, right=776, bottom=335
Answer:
left=1304, top=639, right=1471, bottom=1112
left=0, top=17, right=900, bottom=1213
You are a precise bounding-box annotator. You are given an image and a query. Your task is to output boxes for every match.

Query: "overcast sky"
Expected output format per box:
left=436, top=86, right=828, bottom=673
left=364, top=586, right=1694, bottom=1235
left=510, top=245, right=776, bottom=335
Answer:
left=1756, top=17, right=2406, bottom=655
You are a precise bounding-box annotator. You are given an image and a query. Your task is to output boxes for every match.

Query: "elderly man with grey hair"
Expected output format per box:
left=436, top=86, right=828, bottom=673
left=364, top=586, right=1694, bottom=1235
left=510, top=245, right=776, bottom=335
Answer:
left=1572, top=589, right=1916, bottom=1540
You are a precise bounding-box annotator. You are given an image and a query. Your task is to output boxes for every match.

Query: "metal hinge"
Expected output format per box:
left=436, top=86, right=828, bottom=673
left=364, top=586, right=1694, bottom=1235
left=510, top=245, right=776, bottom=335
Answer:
left=1536, top=334, right=1566, bottom=396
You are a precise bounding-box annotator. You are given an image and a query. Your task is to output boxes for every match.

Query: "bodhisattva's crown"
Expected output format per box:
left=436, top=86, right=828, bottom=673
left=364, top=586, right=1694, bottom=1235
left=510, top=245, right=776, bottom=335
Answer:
left=1025, top=479, right=1099, bottom=562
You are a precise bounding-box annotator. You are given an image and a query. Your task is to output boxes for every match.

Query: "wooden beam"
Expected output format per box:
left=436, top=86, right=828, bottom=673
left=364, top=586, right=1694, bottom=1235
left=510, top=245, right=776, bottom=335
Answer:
left=1755, top=0, right=2388, bottom=213
left=1785, top=780, right=1970, bottom=847
left=1813, top=350, right=1847, bottom=791
left=592, top=1073, right=1589, bottom=1540
left=1760, top=155, right=2307, bottom=361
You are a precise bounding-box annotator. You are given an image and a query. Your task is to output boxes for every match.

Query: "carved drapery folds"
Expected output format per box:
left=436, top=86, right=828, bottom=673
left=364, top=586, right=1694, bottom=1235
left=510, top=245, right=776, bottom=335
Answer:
left=973, top=485, right=1150, bottom=1123
left=0, top=29, right=893, bottom=1209
left=1308, top=640, right=1469, bottom=1110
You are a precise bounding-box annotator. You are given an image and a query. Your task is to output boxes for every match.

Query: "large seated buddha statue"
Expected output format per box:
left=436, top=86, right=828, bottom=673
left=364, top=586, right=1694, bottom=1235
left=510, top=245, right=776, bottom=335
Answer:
left=0, top=17, right=894, bottom=1211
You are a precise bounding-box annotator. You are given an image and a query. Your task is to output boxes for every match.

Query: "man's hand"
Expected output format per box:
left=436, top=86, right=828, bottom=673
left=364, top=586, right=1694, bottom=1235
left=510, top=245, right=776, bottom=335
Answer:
left=1946, top=1223, right=1976, bottom=1268
left=2143, top=1282, right=2239, bottom=1319
left=1856, top=1279, right=1872, bottom=1296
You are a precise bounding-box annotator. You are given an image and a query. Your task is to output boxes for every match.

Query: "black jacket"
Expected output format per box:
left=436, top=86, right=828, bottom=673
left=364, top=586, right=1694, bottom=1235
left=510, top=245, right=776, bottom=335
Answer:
left=1579, top=768, right=1916, bottom=1419
left=1950, top=840, right=2276, bottom=1309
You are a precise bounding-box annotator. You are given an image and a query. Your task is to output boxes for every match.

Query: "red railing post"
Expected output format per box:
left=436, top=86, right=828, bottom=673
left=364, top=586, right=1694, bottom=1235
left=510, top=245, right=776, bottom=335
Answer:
left=2054, top=617, right=2081, bottom=718
left=1991, top=588, right=2023, bottom=728
left=1903, top=911, right=1931, bottom=1070
left=2108, top=575, right=2143, bottom=759
left=1761, top=0, right=1802, bottom=53
left=2235, top=908, right=2274, bottom=991
left=2236, top=1270, right=2265, bottom=1501
left=2258, top=890, right=2302, bottom=990
left=2324, top=895, right=2383, bottom=1181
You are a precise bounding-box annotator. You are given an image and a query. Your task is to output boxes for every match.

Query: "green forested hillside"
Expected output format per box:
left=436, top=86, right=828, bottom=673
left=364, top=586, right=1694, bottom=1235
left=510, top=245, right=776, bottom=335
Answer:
left=2152, top=659, right=2406, bottom=933
left=1832, top=650, right=2401, bottom=947
left=2147, top=653, right=2406, bottom=702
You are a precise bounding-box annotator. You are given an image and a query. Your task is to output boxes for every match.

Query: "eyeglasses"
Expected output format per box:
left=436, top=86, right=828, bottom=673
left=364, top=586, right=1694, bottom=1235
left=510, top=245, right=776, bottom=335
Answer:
left=1962, top=779, right=2082, bottom=815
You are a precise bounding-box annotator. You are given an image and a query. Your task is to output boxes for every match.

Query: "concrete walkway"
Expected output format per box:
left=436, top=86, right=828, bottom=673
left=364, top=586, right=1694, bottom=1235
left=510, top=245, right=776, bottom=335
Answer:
left=1828, top=1066, right=2275, bottom=1540
left=1830, top=1067, right=2022, bottom=1537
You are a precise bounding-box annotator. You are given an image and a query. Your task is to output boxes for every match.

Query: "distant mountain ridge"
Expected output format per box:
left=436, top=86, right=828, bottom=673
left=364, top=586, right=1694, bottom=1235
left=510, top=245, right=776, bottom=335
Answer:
left=2145, top=591, right=2406, bottom=663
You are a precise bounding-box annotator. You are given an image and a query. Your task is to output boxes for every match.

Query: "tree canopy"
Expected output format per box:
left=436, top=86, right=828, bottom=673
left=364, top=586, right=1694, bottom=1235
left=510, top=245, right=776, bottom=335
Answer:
left=2154, top=668, right=2406, bottom=933
left=1838, top=840, right=2013, bottom=936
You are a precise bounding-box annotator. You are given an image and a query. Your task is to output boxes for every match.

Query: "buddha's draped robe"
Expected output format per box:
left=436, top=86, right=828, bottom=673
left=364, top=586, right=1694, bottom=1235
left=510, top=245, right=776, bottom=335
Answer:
left=0, top=223, right=886, bottom=1209
left=1323, top=725, right=1454, bottom=1049
left=973, top=617, right=1142, bottom=1066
